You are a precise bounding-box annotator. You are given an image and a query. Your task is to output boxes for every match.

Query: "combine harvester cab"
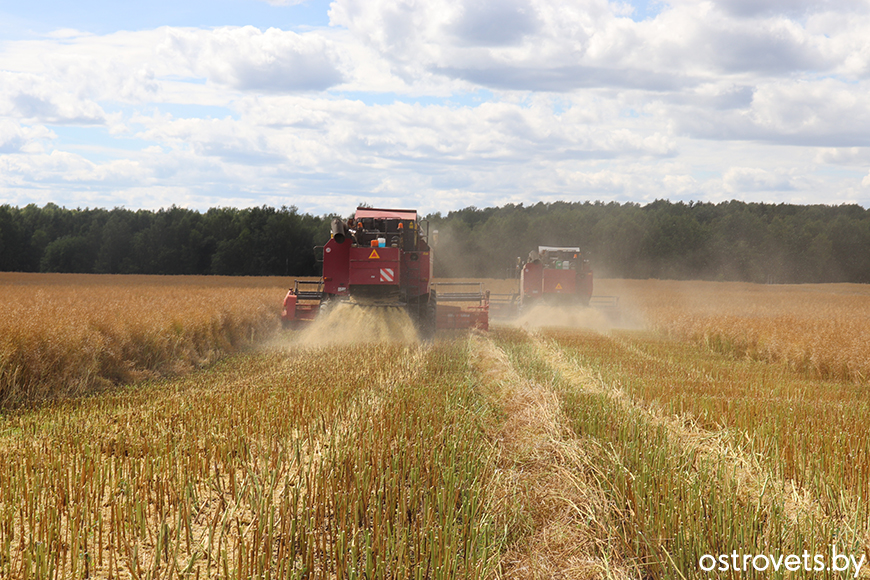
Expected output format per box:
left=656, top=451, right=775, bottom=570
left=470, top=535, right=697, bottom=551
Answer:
left=281, top=207, right=488, bottom=336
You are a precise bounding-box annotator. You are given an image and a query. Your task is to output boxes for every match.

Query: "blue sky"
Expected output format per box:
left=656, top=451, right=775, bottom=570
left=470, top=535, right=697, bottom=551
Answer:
left=2, top=0, right=870, bottom=216
left=0, top=0, right=332, bottom=35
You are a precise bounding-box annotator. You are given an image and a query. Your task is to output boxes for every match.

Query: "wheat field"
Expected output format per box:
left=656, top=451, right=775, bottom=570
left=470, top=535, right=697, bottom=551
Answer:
left=597, top=278, right=870, bottom=384
left=1, top=273, right=868, bottom=579
left=0, top=273, right=289, bottom=406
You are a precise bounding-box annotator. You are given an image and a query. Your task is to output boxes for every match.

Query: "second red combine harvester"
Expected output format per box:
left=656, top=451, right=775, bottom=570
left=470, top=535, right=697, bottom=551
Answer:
left=489, top=245, right=620, bottom=320
left=521, top=246, right=593, bottom=308
left=281, top=207, right=489, bottom=336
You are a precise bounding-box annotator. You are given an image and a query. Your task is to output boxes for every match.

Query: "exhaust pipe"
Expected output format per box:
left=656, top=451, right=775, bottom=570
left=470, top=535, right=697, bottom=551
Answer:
left=331, top=218, right=347, bottom=244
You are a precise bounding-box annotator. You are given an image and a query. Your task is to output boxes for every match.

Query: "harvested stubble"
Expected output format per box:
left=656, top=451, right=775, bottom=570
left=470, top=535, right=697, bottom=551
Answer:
left=0, top=273, right=287, bottom=406
left=518, top=325, right=869, bottom=579
left=601, top=279, right=870, bottom=384
left=552, top=328, right=870, bottom=508
left=0, top=341, right=498, bottom=579
left=8, top=272, right=869, bottom=579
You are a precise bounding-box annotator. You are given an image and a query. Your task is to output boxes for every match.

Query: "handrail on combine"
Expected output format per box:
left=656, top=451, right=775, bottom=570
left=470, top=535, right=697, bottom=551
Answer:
left=488, top=292, right=519, bottom=304
left=432, top=282, right=489, bottom=304
left=487, top=292, right=520, bottom=319
left=293, top=279, right=325, bottom=301
left=589, top=295, right=619, bottom=309
left=432, top=282, right=490, bottom=331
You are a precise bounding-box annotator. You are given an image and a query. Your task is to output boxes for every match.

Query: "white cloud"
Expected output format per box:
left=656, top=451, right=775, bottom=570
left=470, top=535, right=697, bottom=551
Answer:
left=157, top=26, right=345, bottom=92
left=327, top=0, right=867, bottom=93
left=723, top=166, right=797, bottom=192
left=0, top=119, right=54, bottom=153
left=0, top=30, right=166, bottom=104
left=815, top=147, right=870, bottom=165
left=1, top=0, right=870, bottom=212
left=711, top=0, right=870, bottom=19
left=0, top=72, right=108, bottom=125
left=449, top=0, right=541, bottom=47
left=747, top=79, right=870, bottom=142
left=0, top=150, right=148, bottom=185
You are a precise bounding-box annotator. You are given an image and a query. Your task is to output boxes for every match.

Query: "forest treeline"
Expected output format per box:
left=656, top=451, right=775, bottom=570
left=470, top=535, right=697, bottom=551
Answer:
left=1, top=200, right=869, bottom=283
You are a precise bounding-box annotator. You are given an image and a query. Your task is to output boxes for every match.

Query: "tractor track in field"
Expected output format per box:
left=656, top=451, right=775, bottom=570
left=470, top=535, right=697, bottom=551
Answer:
left=525, top=330, right=870, bottom=559
left=468, top=331, right=638, bottom=580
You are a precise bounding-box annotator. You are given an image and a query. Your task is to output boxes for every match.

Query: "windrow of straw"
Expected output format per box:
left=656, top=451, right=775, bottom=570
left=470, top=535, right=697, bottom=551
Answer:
left=467, top=331, right=638, bottom=579
left=0, top=273, right=288, bottom=406
left=569, top=327, right=870, bottom=511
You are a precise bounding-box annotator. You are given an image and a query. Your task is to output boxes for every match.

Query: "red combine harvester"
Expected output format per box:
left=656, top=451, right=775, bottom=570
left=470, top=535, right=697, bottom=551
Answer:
left=281, top=207, right=488, bottom=336
left=490, top=245, right=619, bottom=319
left=521, top=246, right=593, bottom=308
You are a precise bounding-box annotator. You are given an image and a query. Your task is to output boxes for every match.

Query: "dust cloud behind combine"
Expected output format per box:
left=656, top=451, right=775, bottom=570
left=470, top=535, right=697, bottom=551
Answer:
left=511, top=302, right=618, bottom=333
left=292, top=302, right=420, bottom=348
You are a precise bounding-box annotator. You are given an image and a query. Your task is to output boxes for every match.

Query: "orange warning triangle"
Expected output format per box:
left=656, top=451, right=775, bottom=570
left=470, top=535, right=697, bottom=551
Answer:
left=369, top=249, right=380, bottom=259
left=555, top=283, right=563, bottom=290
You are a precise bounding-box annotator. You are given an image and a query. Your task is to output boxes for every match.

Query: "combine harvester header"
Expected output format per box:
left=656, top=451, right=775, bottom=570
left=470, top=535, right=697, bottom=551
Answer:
left=282, top=207, right=488, bottom=336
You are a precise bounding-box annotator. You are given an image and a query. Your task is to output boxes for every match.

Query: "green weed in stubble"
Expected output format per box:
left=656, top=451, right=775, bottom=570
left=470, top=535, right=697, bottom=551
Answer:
left=554, top=327, right=870, bottom=530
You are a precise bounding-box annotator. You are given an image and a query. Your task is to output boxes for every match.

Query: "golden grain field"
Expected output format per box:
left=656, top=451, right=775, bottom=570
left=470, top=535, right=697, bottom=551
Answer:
left=0, top=273, right=290, bottom=406
left=1, top=274, right=869, bottom=579
left=597, top=278, right=870, bottom=384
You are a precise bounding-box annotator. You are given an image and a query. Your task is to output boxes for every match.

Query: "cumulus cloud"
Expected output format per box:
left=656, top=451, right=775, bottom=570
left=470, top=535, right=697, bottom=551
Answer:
left=449, top=0, right=541, bottom=47
left=157, top=27, right=344, bottom=92
left=815, top=147, right=870, bottom=165
left=663, top=77, right=870, bottom=146
left=723, top=166, right=795, bottom=192
left=330, top=0, right=627, bottom=89
left=2, top=31, right=166, bottom=105
left=712, top=0, right=870, bottom=18
left=0, top=72, right=107, bottom=125
left=2, top=0, right=870, bottom=212
left=1, top=150, right=149, bottom=185
left=233, top=94, right=674, bottom=169
left=328, top=0, right=863, bottom=92
left=0, top=119, right=53, bottom=153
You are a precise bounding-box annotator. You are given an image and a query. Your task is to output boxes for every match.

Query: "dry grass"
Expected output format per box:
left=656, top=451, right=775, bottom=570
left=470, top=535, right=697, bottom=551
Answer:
left=495, top=326, right=870, bottom=579
left=598, top=279, right=870, bottom=384
left=471, top=277, right=870, bottom=384
left=531, top=330, right=828, bottom=528
left=0, top=273, right=290, bottom=406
